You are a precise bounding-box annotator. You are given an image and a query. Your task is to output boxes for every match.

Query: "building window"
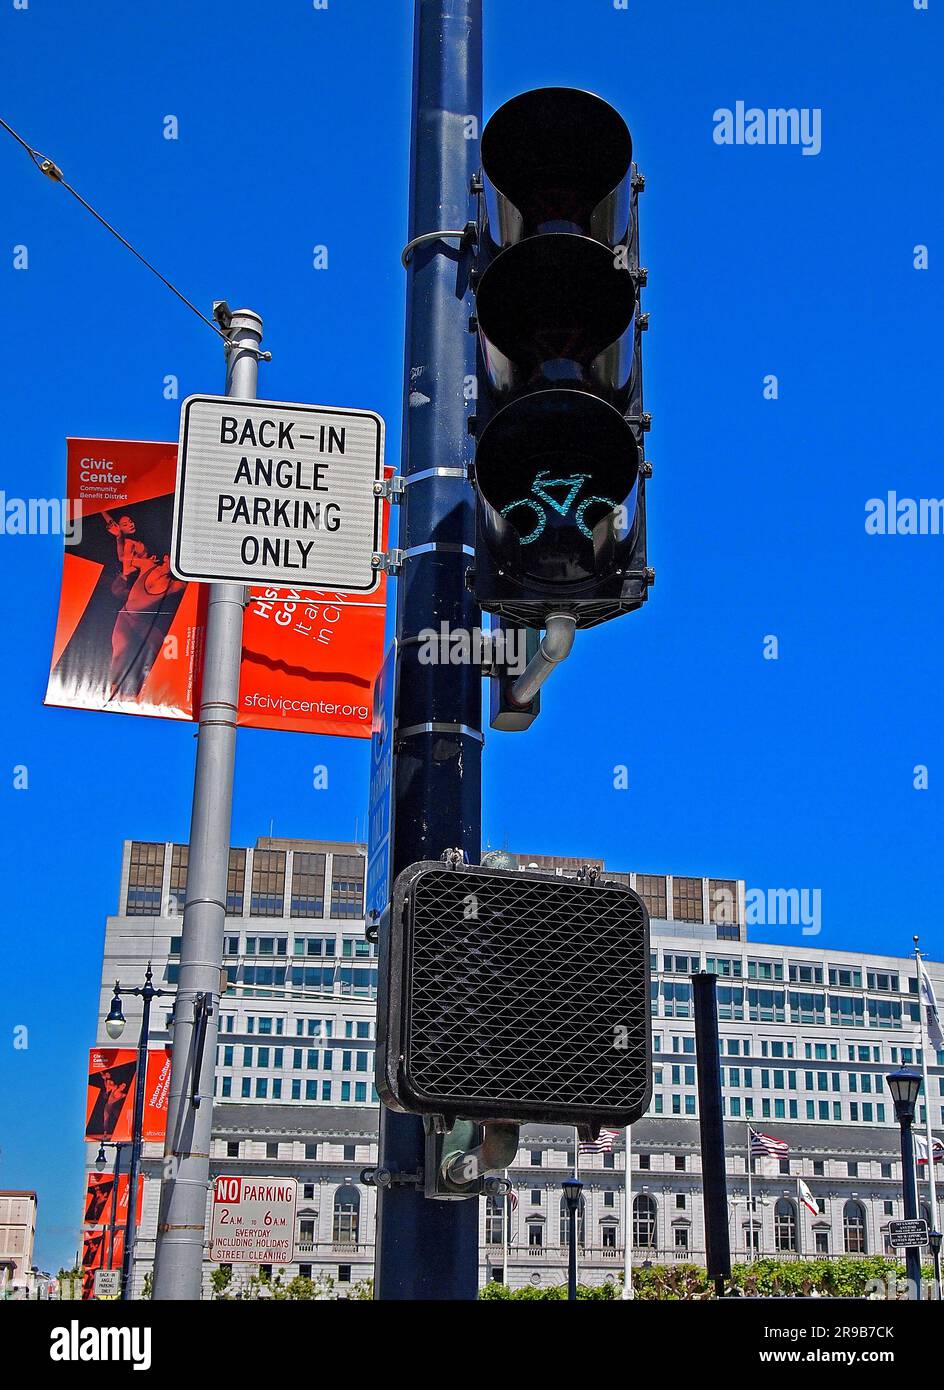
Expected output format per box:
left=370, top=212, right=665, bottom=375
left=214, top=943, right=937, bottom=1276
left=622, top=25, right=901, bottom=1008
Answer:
left=330, top=854, right=365, bottom=919
left=337, top=1264, right=352, bottom=1283
left=674, top=1226, right=689, bottom=1250
left=528, top=1222, right=544, bottom=1248
left=709, top=879, right=738, bottom=928
left=226, top=1141, right=240, bottom=1158
left=602, top=1222, right=618, bottom=1248
left=485, top=1193, right=505, bottom=1245
left=227, top=849, right=246, bottom=915
left=126, top=841, right=164, bottom=915
left=169, top=844, right=188, bottom=913
left=632, top=1194, right=657, bottom=1248
left=250, top=849, right=286, bottom=916
left=774, top=1199, right=797, bottom=1252
left=843, top=1200, right=867, bottom=1255
left=291, top=852, right=327, bottom=918
left=636, top=874, right=667, bottom=920
left=332, top=1185, right=360, bottom=1244
left=559, top=1195, right=586, bottom=1248
left=814, top=1230, right=829, bottom=1254
left=672, top=877, right=704, bottom=924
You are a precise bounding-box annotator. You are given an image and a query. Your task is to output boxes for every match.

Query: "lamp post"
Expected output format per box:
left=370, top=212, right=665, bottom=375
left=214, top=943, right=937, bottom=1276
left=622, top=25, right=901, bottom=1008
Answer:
left=93, top=1141, right=127, bottom=1275
left=886, top=1068, right=923, bottom=1298
left=105, top=963, right=168, bottom=1300
left=562, top=1177, right=583, bottom=1302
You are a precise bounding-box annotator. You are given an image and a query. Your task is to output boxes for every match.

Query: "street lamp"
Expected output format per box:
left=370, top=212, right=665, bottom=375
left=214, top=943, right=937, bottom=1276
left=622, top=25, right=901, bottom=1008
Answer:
left=106, top=963, right=168, bottom=1300
left=886, top=1068, right=923, bottom=1299
left=104, top=987, right=126, bottom=1040
left=561, top=1177, right=583, bottom=1302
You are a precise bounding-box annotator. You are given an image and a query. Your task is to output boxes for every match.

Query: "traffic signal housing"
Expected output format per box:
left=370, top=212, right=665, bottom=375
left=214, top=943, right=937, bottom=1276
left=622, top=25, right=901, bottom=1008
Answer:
left=470, top=87, right=652, bottom=630
left=375, top=860, right=652, bottom=1137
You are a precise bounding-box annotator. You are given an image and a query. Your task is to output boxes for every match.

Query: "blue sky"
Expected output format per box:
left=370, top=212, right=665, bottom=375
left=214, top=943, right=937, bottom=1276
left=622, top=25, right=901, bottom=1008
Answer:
left=1, top=0, right=941, bottom=1272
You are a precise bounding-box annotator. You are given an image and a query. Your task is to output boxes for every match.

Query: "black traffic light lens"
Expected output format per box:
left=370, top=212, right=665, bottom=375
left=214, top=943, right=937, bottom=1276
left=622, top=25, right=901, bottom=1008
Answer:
left=475, top=390, right=639, bottom=583
left=477, top=235, right=637, bottom=402
left=481, top=87, right=633, bottom=247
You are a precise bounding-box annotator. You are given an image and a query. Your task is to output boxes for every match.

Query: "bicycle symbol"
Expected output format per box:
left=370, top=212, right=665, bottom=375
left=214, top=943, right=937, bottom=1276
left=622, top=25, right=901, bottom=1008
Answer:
left=500, top=470, right=619, bottom=545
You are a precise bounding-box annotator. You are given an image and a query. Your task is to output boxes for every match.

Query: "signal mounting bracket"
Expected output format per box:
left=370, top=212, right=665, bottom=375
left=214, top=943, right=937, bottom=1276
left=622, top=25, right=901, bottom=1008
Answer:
left=373, top=475, right=404, bottom=504
left=371, top=547, right=403, bottom=576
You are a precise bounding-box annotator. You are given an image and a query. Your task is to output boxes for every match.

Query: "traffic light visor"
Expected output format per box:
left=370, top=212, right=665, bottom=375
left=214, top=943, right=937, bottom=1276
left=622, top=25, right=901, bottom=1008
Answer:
left=475, top=390, right=640, bottom=583
left=476, top=233, right=637, bottom=401
left=481, top=87, right=633, bottom=247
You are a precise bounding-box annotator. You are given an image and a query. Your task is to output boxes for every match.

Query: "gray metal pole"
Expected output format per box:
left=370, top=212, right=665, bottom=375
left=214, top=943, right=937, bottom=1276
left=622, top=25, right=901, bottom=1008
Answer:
left=152, top=309, right=263, bottom=1300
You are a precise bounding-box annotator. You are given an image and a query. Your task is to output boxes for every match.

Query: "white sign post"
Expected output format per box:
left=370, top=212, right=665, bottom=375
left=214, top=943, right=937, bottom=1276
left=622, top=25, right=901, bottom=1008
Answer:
left=171, top=396, right=384, bottom=591
left=210, top=1175, right=298, bottom=1265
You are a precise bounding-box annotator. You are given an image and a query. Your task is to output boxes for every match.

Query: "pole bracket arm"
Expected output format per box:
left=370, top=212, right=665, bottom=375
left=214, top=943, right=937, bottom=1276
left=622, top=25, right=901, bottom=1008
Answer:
left=401, top=221, right=477, bottom=268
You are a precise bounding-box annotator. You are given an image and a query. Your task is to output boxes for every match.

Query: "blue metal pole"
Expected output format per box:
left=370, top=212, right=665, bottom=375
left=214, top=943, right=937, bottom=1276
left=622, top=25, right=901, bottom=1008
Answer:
left=374, top=0, right=483, bottom=1300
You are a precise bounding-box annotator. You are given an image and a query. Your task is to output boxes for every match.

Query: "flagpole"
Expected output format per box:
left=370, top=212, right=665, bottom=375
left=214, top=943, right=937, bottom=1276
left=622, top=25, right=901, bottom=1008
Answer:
left=502, top=1166, right=509, bottom=1288
left=914, top=936, right=941, bottom=1299
left=746, top=1124, right=754, bottom=1262
left=573, top=1125, right=580, bottom=1291
left=621, top=1126, right=633, bottom=1299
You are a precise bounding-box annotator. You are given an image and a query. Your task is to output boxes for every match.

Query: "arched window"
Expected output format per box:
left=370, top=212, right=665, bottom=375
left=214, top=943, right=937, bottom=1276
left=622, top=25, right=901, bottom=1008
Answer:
left=774, top=1198, right=797, bottom=1253
left=632, top=1194, right=657, bottom=1249
left=843, top=1199, right=866, bottom=1254
left=484, top=1193, right=505, bottom=1245
left=559, top=1195, right=586, bottom=1248
left=333, top=1184, right=360, bottom=1244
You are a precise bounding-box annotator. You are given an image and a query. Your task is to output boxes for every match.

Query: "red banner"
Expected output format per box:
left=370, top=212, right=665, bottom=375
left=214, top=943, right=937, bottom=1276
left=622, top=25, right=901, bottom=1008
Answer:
left=84, top=1172, right=143, bottom=1228
left=85, top=1046, right=170, bottom=1143
left=45, top=438, right=388, bottom=738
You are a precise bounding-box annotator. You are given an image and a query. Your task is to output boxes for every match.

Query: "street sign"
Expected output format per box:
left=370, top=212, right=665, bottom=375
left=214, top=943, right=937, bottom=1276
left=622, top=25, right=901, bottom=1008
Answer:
left=366, top=642, right=396, bottom=924
left=172, top=396, right=384, bottom=591
left=888, top=1218, right=930, bottom=1248
left=93, top=1269, right=121, bottom=1297
left=210, top=1175, right=297, bottom=1264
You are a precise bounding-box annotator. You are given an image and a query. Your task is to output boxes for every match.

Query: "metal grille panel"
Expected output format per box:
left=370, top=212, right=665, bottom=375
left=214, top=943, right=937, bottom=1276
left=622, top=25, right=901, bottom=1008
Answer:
left=386, top=864, right=651, bottom=1127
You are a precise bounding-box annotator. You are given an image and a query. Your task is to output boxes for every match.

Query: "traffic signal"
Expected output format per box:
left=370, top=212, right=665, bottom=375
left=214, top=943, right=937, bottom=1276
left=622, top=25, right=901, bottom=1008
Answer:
left=375, top=860, right=652, bottom=1136
left=469, top=87, right=652, bottom=629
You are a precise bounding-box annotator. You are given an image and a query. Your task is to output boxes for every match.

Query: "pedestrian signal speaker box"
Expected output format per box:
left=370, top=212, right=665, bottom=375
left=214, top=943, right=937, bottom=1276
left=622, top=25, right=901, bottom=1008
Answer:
left=376, top=861, right=652, bottom=1134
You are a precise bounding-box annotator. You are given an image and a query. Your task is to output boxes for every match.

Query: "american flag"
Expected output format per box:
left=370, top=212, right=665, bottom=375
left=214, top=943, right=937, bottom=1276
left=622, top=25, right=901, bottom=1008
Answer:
left=506, top=1189, right=519, bottom=1210
left=579, top=1128, right=620, bottom=1155
left=749, top=1127, right=789, bottom=1157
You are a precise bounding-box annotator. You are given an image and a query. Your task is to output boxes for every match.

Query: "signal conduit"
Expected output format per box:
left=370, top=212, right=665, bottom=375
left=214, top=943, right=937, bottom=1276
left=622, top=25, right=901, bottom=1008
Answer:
left=508, top=613, right=577, bottom=706
left=445, top=1122, right=521, bottom=1186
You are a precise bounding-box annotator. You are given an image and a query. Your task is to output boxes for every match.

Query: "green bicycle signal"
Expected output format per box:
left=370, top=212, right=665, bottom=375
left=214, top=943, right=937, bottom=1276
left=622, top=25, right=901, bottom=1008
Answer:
left=500, top=470, right=620, bottom=545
